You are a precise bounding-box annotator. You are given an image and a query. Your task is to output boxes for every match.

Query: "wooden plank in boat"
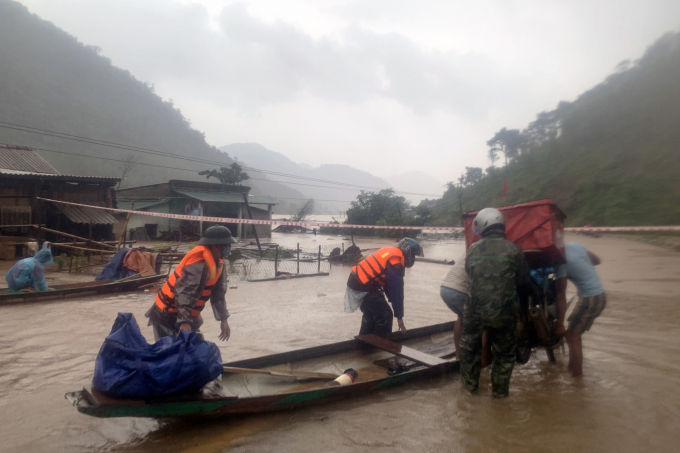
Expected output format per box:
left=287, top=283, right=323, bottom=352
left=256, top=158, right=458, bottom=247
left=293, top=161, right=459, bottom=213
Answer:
left=355, top=334, right=448, bottom=367
left=223, top=366, right=338, bottom=380
left=372, top=340, right=456, bottom=369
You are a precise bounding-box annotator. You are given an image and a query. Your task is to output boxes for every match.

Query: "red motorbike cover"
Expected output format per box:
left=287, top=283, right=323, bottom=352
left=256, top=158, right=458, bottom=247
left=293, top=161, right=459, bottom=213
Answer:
left=463, top=199, right=566, bottom=267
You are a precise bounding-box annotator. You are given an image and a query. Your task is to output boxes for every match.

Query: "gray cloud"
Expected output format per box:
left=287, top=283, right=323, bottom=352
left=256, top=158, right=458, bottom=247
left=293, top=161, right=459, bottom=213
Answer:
left=65, top=1, right=515, bottom=117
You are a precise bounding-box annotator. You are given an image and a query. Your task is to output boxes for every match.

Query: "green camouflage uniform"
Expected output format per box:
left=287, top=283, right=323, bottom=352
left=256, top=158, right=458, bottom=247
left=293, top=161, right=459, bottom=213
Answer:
left=460, top=230, right=530, bottom=397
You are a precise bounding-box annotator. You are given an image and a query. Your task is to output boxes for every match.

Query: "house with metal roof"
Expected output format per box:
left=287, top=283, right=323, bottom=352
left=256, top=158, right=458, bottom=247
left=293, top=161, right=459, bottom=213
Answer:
left=0, top=145, right=119, bottom=249
left=116, top=180, right=277, bottom=240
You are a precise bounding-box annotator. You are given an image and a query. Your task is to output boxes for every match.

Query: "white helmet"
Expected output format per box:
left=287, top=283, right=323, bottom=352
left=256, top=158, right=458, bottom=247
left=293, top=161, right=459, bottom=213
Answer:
left=473, top=208, right=505, bottom=236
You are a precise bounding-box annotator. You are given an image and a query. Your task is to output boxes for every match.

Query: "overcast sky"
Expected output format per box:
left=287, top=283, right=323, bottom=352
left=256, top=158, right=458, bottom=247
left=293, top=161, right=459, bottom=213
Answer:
left=17, top=0, right=680, bottom=183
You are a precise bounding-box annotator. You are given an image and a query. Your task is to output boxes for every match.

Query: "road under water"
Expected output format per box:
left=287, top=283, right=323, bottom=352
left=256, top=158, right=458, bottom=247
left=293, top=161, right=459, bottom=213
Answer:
left=0, top=234, right=679, bottom=453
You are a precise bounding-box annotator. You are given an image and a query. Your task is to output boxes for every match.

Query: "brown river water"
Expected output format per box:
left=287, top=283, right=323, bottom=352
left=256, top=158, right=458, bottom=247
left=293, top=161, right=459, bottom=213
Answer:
left=1, top=233, right=679, bottom=453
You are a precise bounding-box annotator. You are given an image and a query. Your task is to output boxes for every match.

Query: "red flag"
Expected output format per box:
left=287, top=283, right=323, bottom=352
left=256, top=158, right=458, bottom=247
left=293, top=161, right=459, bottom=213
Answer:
left=502, top=179, right=508, bottom=200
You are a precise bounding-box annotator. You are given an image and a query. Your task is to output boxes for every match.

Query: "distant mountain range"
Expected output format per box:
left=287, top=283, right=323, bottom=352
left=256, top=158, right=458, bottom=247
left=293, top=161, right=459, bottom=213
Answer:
left=221, top=143, right=445, bottom=213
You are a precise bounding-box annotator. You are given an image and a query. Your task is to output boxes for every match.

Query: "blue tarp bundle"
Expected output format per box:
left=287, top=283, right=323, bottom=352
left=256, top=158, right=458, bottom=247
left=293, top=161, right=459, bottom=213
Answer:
left=93, top=313, right=223, bottom=399
left=95, top=248, right=136, bottom=281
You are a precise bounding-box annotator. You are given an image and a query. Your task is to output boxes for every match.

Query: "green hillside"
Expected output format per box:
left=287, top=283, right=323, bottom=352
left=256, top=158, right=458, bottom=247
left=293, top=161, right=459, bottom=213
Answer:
left=429, top=32, right=680, bottom=227
left=0, top=0, right=309, bottom=211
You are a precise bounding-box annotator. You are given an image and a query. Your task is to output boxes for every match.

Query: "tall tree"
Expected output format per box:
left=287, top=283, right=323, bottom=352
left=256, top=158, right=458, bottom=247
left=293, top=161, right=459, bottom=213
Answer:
left=117, top=153, right=138, bottom=189
left=199, top=162, right=250, bottom=185
left=487, top=128, right=527, bottom=166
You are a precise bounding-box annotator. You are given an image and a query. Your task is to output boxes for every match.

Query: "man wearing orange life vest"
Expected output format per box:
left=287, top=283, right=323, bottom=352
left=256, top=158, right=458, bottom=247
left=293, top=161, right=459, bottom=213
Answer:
left=344, top=238, right=424, bottom=337
left=145, top=225, right=236, bottom=341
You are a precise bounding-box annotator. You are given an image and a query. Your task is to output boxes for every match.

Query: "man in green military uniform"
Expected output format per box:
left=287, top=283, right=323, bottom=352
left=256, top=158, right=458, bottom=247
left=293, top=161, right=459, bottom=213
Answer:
left=460, top=208, right=531, bottom=398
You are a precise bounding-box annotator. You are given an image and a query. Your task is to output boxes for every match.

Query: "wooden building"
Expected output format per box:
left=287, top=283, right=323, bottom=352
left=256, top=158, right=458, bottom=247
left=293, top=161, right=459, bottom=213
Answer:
left=116, top=180, right=276, bottom=240
left=0, top=145, right=119, bottom=248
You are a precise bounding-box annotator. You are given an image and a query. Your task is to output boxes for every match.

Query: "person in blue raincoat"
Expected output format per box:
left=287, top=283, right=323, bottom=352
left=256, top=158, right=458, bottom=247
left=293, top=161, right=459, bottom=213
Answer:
left=5, top=248, right=54, bottom=291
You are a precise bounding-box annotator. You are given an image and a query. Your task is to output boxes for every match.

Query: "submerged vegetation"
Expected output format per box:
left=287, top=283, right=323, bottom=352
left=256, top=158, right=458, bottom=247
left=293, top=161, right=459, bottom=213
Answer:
left=320, top=189, right=428, bottom=238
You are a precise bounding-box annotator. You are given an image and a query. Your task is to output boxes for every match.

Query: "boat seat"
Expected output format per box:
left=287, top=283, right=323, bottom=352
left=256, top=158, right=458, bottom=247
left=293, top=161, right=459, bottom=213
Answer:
left=355, top=334, right=449, bottom=367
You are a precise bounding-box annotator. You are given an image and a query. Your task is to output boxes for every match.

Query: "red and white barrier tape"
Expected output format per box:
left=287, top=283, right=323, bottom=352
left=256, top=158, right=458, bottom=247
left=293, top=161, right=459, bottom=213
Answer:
left=38, top=198, right=680, bottom=233
left=38, top=198, right=462, bottom=231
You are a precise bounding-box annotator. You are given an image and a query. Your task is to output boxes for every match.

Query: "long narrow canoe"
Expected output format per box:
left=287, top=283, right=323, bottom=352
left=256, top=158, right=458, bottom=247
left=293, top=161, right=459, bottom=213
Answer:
left=65, top=322, right=459, bottom=418
left=0, top=274, right=164, bottom=305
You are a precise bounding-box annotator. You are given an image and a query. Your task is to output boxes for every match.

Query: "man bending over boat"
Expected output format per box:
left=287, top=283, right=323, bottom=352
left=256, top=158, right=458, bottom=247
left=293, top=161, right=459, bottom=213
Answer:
left=344, top=238, right=424, bottom=337
left=5, top=248, right=53, bottom=292
left=146, top=226, right=235, bottom=342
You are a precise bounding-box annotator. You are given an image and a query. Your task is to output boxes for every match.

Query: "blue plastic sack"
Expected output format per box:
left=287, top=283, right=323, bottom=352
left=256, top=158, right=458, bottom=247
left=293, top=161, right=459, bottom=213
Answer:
left=93, top=313, right=223, bottom=399
left=95, top=248, right=135, bottom=281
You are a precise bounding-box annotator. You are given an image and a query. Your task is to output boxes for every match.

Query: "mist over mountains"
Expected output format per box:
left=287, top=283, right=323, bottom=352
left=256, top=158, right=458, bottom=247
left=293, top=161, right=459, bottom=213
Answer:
left=222, top=143, right=445, bottom=213
left=0, top=0, right=309, bottom=212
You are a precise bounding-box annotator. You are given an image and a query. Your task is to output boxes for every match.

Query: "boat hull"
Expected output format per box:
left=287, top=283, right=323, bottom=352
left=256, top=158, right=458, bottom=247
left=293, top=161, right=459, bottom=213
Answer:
left=66, top=322, right=459, bottom=418
left=0, top=274, right=164, bottom=305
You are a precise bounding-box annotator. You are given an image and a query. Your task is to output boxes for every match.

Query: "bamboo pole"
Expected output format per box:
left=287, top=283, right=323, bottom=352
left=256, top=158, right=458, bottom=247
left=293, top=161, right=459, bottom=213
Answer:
left=39, top=227, right=116, bottom=250
left=241, top=193, right=263, bottom=258
left=51, top=243, right=116, bottom=254
left=116, top=202, right=134, bottom=251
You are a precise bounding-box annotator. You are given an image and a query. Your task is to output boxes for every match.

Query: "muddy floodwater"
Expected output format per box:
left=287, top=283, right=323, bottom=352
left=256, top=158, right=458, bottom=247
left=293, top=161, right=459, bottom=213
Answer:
left=1, top=233, right=679, bottom=452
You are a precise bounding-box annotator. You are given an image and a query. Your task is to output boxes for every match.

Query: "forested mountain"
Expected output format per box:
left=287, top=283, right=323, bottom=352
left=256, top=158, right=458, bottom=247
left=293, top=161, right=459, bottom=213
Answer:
left=429, top=31, right=680, bottom=227
left=0, top=0, right=305, bottom=211
left=222, top=143, right=393, bottom=213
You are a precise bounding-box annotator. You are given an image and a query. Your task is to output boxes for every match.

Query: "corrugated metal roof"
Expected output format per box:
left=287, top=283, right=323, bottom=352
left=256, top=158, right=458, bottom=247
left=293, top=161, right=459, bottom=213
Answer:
left=174, top=189, right=246, bottom=203
left=55, top=203, right=117, bottom=224
left=117, top=200, right=169, bottom=210
left=0, top=145, right=60, bottom=174
left=249, top=196, right=277, bottom=205
left=174, top=189, right=277, bottom=205
left=0, top=173, right=119, bottom=182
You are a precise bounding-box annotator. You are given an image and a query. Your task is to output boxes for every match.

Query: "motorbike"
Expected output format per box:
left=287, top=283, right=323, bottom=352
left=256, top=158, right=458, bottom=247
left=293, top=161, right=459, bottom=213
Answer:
left=462, top=199, right=568, bottom=365
left=516, top=265, right=562, bottom=364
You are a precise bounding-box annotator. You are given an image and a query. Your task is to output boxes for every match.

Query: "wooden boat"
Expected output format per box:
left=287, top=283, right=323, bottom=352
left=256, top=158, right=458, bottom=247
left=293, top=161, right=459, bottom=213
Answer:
left=0, top=274, right=164, bottom=305
left=65, top=321, right=459, bottom=418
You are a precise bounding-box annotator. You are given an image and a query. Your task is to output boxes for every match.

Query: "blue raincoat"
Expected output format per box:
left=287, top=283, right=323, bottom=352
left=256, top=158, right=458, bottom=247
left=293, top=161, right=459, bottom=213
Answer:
left=5, top=248, right=54, bottom=292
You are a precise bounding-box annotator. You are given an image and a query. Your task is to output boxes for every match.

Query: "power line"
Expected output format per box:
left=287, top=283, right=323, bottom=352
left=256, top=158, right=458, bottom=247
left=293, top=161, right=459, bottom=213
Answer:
left=3, top=142, right=430, bottom=198
left=0, top=121, right=440, bottom=196
left=118, top=196, right=357, bottom=203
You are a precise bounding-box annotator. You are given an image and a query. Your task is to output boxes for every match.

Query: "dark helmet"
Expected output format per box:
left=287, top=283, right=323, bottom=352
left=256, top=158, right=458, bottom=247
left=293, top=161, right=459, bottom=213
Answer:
left=197, top=225, right=237, bottom=245
left=397, top=237, right=424, bottom=268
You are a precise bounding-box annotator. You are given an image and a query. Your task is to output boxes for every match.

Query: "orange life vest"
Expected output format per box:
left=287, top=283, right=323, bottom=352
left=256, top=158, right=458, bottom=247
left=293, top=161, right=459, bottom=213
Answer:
left=352, top=247, right=405, bottom=286
left=155, top=245, right=223, bottom=318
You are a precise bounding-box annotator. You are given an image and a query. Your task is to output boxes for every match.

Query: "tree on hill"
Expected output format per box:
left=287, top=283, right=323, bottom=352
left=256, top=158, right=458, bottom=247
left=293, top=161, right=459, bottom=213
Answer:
left=457, top=167, right=483, bottom=187
left=487, top=128, right=527, bottom=166
left=199, top=163, right=250, bottom=185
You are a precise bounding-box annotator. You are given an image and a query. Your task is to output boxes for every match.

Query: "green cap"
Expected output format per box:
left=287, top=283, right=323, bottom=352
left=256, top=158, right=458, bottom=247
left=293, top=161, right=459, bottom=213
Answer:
left=197, top=225, right=237, bottom=245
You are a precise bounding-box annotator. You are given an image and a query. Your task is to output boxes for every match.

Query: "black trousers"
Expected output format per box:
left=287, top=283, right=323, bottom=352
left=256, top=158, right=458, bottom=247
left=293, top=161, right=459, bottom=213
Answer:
left=359, top=291, right=394, bottom=337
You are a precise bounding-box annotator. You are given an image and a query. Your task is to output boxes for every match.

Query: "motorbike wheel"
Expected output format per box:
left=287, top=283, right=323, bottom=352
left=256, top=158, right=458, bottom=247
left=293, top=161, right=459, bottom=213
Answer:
left=516, top=345, right=532, bottom=364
